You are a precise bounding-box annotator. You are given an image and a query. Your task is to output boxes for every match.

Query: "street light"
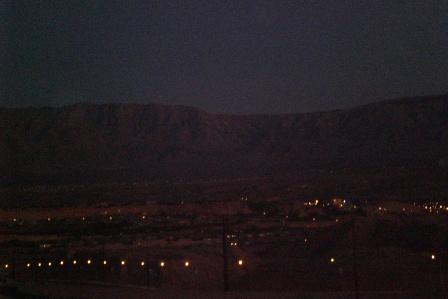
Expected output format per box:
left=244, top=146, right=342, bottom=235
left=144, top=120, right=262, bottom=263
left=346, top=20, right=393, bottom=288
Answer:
left=160, top=261, right=165, bottom=268
left=184, top=261, right=190, bottom=267
left=237, top=259, right=243, bottom=266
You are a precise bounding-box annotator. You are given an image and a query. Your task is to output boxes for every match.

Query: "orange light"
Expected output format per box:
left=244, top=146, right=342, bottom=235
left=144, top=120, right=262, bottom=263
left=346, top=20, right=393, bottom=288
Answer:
left=87, top=259, right=91, bottom=265
left=330, top=257, right=335, bottom=263
left=140, top=261, right=145, bottom=267
left=184, top=261, right=190, bottom=267
left=238, top=259, right=243, bottom=266
left=121, top=260, right=126, bottom=266
left=4, top=264, right=8, bottom=269
left=160, top=261, right=165, bottom=267
left=60, top=261, right=64, bottom=266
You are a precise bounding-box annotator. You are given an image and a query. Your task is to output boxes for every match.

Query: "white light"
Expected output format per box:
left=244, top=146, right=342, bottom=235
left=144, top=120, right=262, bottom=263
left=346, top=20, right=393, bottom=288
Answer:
left=160, top=261, right=165, bottom=267
left=73, top=260, right=77, bottom=265
left=184, top=261, right=190, bottom=267
left=238, top=259, right=243, bottom=266
left=103, top=260, right=107, bottom=265
left=87, top=259, right=91, bottom=265
left=60, top=261, right=64, bottom=266
left=26, top=263, right=31, bottom=268
left=121, top=260, right=126, bottom=266
left=330, top=257, right=335, bottom=263
left=48, top=262, right=52, bottom=267
left=4, top=264, right=8, bottom=269
left=140, top=261, right=145, bottom=267
left=38, top=262, right=42, bottom=267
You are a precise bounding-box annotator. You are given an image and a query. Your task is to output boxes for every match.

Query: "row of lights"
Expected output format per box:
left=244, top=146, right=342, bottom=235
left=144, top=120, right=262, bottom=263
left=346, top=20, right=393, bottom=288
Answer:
left=5, top=254, right=439, bottom=269
left=4, top=259, right=245, bottom=269
left=19, top=260, right=166, bottom=268
left=328, top=254, right=438, bottom=264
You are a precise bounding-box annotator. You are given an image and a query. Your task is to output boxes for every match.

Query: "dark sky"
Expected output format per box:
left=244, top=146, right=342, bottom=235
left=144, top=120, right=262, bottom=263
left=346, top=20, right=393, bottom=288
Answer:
left=1, top=0, right=447, bottom=114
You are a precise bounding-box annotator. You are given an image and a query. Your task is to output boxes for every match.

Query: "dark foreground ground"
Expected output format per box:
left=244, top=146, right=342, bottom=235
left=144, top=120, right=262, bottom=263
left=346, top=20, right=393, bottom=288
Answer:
left=0, top=281, right=433, bottom=299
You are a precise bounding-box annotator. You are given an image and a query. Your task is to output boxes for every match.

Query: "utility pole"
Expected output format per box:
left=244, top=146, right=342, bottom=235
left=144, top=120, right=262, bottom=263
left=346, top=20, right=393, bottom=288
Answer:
left=352, top=214, right=360, bottom=299
left=222, top=218, right=229, bottom=292
left=146, top=237, right=151, bottom=288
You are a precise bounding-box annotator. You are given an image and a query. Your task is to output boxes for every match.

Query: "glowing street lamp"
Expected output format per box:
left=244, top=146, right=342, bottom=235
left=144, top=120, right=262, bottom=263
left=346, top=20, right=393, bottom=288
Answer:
left=431, top=254, right=436, bottom=260
left=140, top=261, right=145, bottom=267
left=60, top=261, right=64, bottom=266
left=48, top=262, right=52, bottom=267
left=26, top=263, right=31, bottom=268
left=38, top=262, right=42, bottom=267
left=237, top=259, right=244, bottom=266
left=73, top=260, right=77, bottom=265
left=87, top=259, right=92, bottom=265
left=184, top=261, right=190, bottom=267
left=330, top=257, right=335, bottom=263
left=121, top=260, right=126, bottom=266
left=4, top=264, right=8, bottom=269
left=103, top=260, right=107, bottom=265
left=160, top=261, right=165, bottom=268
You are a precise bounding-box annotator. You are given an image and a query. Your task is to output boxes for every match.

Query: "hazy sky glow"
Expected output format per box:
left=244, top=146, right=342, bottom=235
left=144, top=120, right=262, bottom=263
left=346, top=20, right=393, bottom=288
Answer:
left=1, top=0, right=447, bottom=113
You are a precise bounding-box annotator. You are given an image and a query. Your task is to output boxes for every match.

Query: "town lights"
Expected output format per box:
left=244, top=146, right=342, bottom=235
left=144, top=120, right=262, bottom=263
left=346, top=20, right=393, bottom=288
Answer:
left=103, top=260, right=107, bottom=265
left=26, top=263, right=31, bottom=268
left=87, top=259, right=92, bottom=265
left=121, top=260, right=126, bottom=266
left=4, top=264, right=8, bottom=269
left=48, top=262, right=52, bottom=267
left=73, top=260, right=77, bottom=265
left=160, top=261, right=165, bottom=268
left=60, top=261, right=64, bottom=266
left=330, top=257, right=335, bottom=263
left=237, top=259, right=243, bottom=266
left=140, top=261, right=145, bottom=267
left=431, top=254, right=436, bottom=260
left=38, top=262, right=42, bottom=267
left=184, top=261, right=190, bottom=267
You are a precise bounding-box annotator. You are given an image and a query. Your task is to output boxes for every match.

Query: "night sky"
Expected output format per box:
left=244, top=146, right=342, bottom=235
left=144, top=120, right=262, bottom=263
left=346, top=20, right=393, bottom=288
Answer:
left=1, top=0, right=447, bottom=113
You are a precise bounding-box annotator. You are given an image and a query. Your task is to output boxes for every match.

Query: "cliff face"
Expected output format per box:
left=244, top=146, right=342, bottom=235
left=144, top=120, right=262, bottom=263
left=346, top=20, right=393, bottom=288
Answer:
left=1, top=95, right=448, bottom=185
